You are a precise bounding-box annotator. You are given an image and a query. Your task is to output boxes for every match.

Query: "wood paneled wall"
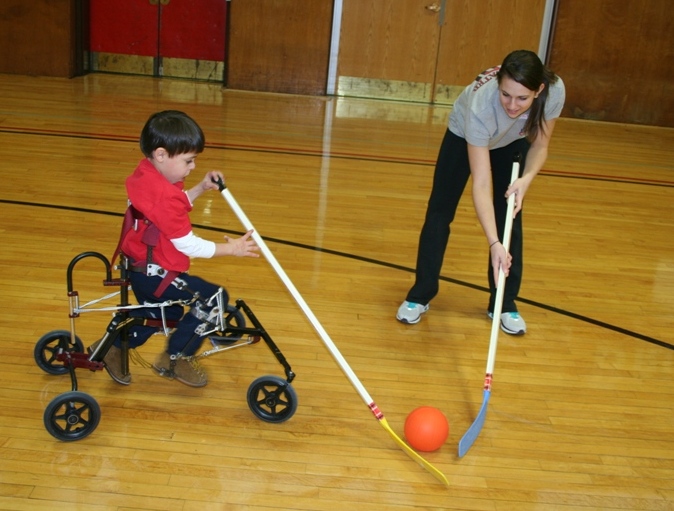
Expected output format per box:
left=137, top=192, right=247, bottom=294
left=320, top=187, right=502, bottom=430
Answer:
left=436, top=0, right=548, bottom=87
left=226, top=0, right=334, bottom=95
left=0, top=0, right=84, bottom=78
left=548, top=0, right=674, bottom=126
left=336, top=0, right=546, bottom=104
left=3, top=0, right=672, bottom=126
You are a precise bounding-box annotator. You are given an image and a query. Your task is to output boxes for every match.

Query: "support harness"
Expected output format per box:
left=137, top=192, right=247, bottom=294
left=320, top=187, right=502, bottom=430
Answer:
left=111, top=204, right=181, bottom=298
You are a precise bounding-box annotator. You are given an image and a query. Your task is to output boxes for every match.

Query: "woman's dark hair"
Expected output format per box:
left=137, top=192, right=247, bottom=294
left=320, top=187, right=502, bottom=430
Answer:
left=139, top=110, right=205, bottom=157
left=497, top=50, right=558, bottom=142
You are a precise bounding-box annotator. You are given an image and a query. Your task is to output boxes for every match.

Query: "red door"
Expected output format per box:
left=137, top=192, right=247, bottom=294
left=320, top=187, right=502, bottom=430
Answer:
left=89, top=0, right=226, bottom=80
left=159, top=1, right=225, bottom=62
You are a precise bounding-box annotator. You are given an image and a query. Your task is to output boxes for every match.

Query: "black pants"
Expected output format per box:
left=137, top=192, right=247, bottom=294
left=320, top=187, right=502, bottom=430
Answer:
left=128, top=271, right=227, bottom=356
left=405, top=130, right=530, bottom=313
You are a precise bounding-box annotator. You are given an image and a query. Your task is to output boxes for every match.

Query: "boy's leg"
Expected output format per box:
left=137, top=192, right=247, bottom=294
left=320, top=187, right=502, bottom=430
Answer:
left=88, top=271, right=181, bottom=385
left=161, top=275, right=225, bottom=356
left=151, top=274, right=227, bottom=387
left=127, top=272, right=185, bottom=345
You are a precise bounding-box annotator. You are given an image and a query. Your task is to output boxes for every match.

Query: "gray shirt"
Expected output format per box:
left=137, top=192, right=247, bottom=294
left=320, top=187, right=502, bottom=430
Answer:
left=448, top=66, right=565, bottom=149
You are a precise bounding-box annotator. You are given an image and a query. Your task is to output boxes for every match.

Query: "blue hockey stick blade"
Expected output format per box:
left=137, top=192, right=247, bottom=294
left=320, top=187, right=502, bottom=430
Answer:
left=458, top=389, right=491, bottom=457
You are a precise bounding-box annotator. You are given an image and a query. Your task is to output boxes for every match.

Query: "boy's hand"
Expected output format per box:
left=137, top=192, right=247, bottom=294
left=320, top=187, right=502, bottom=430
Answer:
left=202, top=171, right=224, bottom=191
left=223, top=229, right=260, bottom=258
left=186, top=171, right=225, bottom=203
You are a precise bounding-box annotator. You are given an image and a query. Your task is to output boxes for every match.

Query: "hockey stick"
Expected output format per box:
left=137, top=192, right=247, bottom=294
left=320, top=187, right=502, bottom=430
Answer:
left=213, top=178, right=449, bottom=486
left=458, top=153, right=521, bottom=458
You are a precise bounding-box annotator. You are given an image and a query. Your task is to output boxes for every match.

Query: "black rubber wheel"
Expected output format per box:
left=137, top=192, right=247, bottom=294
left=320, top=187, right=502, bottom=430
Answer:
left=247, top=375, right=298, bottom=423
left=223, top=304, right=246, bottom=337
left=43, top=391, right=101, bottom=441
left=34, top=330, right=84, bottom=375
left=210, top=305, right=248, bottom=344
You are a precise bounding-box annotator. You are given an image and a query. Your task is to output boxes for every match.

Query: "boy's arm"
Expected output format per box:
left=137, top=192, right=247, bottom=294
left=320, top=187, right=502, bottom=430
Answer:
left=214, top=230, right=259, bottom=257
left=185, top=171, right=224, bottom=204
left=172, top=229, right=259, bottom=258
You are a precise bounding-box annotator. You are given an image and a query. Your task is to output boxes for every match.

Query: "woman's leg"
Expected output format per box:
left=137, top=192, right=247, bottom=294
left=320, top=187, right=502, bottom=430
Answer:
left=406, top=130, right=471, bottom=304
left=487, top=139, right=530, bottom=314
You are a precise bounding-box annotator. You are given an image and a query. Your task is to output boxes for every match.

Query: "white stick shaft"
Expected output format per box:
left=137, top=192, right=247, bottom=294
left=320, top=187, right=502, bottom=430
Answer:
left=222, top=187, right=450, bottom=484
left=221, top=188, right=376, bottom=407
left=485, top=159, right=520, bottom=374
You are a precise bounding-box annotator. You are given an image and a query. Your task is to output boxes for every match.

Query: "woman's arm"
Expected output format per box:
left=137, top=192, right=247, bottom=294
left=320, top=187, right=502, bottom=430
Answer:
left=469, top=144, right=499, bottom=246
left=507, top=118, right=557, bottom=215
left=469, top=143, right=511, bottom=282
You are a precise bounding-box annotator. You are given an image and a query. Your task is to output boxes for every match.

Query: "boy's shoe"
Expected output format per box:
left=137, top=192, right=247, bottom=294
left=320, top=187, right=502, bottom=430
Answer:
left=152, top=352, right=208, bottom=387
left=487, top=311, right=527, bottom=335
left=88, top=340, right=132, bottom=385
left=396, top=301, right=430, bottom=324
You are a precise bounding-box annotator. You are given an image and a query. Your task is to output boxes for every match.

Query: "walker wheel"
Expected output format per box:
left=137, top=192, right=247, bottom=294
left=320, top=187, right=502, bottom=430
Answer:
left=43, top=391, right=101, bottom=441
left=223, top=304, right=246, bottom=339
left=211, top=305, right=248, bottom=344
left=247, top=375, right=298, bottom=423
left=34, top=330, right=85, bottom=375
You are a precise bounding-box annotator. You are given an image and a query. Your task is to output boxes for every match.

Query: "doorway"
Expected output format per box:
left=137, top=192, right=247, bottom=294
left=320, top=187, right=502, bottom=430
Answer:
left=335, top=0, right=549, bottom=104
left=89, top=0, right=226, bottom=81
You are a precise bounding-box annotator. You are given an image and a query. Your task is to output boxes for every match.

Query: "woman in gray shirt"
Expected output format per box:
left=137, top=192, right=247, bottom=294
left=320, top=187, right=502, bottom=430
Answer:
left=397, top=49, right=565, bottom=335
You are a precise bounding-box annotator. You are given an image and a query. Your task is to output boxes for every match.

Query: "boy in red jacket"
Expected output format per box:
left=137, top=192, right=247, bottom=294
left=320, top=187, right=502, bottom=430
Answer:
left=111, top=110, right=259, bottom=387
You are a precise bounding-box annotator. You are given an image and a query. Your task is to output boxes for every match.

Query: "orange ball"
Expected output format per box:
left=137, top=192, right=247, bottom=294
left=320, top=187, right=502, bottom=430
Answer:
left=404, top=406, right=449, bottom=452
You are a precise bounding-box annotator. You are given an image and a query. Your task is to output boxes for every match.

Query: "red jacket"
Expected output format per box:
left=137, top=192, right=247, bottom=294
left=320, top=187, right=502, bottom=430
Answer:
left=121, top=159, right=193, bottom=272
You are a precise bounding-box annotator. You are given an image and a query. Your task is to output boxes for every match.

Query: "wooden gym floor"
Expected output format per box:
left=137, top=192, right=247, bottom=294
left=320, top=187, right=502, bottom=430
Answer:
left=0, top=73, right=673, bottom=510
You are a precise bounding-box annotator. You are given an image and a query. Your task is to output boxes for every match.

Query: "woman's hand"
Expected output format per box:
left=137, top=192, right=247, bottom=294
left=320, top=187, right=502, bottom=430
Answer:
left=505, top=176, right=530, bottom=217
left=490, top=241, right=512, bottom=283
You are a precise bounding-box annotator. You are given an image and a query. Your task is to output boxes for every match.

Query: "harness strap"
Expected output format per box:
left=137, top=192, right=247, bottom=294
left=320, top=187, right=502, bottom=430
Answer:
left=112, top=203, right=181, bottom=298
left=153, top=271, right=181, bottom=298
left=144, top=318, right=179, bottom=329
left=111, top=205, right=143, bottom=266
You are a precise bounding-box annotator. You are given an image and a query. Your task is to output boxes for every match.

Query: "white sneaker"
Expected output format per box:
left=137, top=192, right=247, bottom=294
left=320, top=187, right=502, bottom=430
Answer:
left=487, top=311, right=527, bottom=335
left=396, top=301, right=429, bottom=324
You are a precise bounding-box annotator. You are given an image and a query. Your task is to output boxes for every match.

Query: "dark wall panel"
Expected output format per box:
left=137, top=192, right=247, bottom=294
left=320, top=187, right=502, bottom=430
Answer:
left=548, top=0, right=674, bottom=126
left=226, top=0, right=333, bottom=95
left=0, top=0, right=81, bottom=78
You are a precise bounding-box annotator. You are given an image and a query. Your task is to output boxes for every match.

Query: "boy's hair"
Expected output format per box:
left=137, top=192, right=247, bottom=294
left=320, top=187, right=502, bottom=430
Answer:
left=140, top=110, right=205, bottom=157
left=497, top=50, right=559, bottom=142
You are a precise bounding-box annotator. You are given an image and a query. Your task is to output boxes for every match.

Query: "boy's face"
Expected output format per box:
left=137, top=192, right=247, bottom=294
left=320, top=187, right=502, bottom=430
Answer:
left=152, top=149, right=198, bottom=184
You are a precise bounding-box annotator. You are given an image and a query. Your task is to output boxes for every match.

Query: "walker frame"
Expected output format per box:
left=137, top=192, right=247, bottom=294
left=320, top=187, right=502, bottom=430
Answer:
left=34, top=251, right=297, bottom=441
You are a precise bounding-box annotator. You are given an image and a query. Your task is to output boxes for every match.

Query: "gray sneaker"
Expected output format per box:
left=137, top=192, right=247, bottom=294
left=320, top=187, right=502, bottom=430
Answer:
left=396, top=301, right=429, bottom=324
left=152, top=351, right=208, bottom=387
left=487, top=311, right=527, bottom=335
